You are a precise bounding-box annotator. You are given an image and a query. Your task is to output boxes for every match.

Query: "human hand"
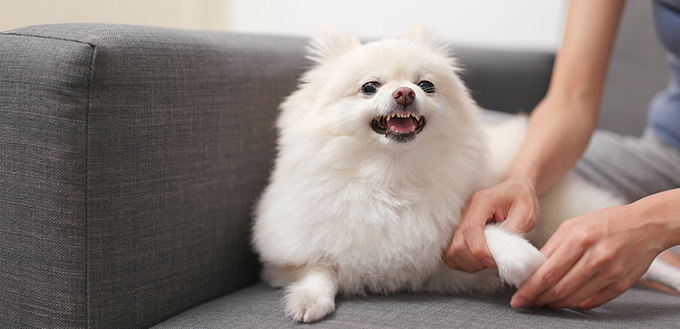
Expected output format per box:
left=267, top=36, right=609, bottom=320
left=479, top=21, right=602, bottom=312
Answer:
left=443, top=177, right=540, bottom=272
left=511, top=204, right=664, bottom=310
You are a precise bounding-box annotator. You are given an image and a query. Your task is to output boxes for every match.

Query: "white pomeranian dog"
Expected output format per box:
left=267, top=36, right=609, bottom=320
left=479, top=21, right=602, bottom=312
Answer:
left=252, top=26, right=680, bottom=323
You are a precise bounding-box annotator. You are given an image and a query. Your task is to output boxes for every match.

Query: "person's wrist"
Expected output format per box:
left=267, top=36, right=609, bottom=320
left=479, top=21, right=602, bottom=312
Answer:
left=544, top=83, right=602, bottom=110
left=506, top=170, right=539, bottom=195
left=628, top=196, right=680, bottom=251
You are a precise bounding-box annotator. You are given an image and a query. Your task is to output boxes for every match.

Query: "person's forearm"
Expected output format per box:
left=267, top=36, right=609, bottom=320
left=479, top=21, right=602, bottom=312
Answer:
left=509, top=97, right=597, bottom=195
left=508, top=0, right=625, bottom=195
left=629, top=188, right=680, bottom=250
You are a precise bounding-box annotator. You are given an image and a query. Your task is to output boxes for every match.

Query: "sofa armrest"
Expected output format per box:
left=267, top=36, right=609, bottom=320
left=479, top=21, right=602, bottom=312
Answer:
left=0, top=23, right=308, bottom=329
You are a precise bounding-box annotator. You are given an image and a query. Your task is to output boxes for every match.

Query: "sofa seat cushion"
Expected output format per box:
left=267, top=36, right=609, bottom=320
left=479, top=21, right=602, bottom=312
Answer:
left=152, top=283, right=680, bottom=328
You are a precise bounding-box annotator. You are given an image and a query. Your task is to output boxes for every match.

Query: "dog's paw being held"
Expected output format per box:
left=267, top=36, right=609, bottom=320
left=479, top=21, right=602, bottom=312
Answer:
left=497, top=246, right=546, bottom=288
left=484, top=225, right=547, bottom=287
left=285, top=285, right=336, bottom=323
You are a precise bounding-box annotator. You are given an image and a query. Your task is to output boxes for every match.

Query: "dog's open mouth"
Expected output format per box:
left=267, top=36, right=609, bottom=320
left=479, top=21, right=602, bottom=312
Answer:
left=371, top=111, right=426, bottom=143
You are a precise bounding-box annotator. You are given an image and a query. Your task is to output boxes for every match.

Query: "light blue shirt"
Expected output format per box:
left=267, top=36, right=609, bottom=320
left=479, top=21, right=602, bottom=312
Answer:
left=649, top=0, right=680, bottom=151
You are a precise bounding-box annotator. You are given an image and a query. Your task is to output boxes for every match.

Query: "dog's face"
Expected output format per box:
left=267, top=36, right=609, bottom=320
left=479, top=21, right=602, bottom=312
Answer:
left=365, top=81, right=427, bottom=144
left=280, top=26, right=477, bottom=152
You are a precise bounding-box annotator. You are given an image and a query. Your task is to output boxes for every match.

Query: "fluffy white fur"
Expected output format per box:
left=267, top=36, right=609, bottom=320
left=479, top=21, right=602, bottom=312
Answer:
left=252, top=26, right=680, bottom=323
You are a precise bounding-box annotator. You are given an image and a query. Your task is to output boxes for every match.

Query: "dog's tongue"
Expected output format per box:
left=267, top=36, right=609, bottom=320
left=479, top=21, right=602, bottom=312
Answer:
left=386, top=116, right=414, bottom=133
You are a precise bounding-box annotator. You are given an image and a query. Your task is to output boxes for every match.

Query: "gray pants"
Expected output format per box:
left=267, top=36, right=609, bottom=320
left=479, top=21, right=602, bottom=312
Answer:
left=574, top=129, right=680, bottom=203
left=575, top=129, right=680, bottom=254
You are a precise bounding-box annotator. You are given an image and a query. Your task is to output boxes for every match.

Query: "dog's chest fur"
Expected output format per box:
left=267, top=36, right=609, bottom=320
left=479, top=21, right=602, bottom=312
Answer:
left=319, top=178, right=458, bottom=294
left=254, top=135, right=485, bottom=294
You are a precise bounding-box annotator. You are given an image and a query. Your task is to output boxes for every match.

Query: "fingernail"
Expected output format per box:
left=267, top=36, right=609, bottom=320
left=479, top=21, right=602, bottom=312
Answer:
left=482, top=257, right=495, bottom=268
left=510, top=297, right=526, bottom=309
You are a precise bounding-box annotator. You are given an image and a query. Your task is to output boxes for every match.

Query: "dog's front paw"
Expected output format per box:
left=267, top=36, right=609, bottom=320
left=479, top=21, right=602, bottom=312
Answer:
left=285, top=285, right=335, bottom=323
left=497, top=246, right=546, bottom=287
left=484, top=225, right=547, bottom=287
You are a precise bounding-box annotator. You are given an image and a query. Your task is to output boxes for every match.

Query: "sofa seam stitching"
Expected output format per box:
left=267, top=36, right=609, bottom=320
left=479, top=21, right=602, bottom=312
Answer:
left=1, top=32, right=96, bottom=47
left=85, top=41, right=96, bottom=329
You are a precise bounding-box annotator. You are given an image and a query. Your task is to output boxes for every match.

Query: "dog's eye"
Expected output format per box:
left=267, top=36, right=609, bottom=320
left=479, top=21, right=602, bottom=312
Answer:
left=418, top=81, right=435, bottom=94
left=361, top=82, right=380, bottom=95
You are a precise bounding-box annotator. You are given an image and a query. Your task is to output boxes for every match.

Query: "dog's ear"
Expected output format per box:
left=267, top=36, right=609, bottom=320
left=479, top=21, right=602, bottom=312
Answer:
left=307, top=26, right=361, bottom=64
left=405, top=24, right=451, bottom=58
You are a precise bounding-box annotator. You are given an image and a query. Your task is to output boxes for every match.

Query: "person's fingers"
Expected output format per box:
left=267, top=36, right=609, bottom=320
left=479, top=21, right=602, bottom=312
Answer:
left=549, top=246, right=637, bottom=308
left=544, top=268, right=606, bottom=308
left=532, top=229, right=608, bottom=306
left=511, top=233, right=586, bottom=308
left=443, top=229, right=487, bottom=272
left=500, top=196, right=538, bottom=234
left=514, top=217, right=576, bottom=304
left=577, top=262, right=650, bottom=310
left=492, top=178, right=539, bottom=233
left=516, top=203, right=667, bottom=310
left=539, top=217, right=579, bottom=258
left=576, top=279, right=634, bottom=310
left=534, top=223, right=622, bottom=307
left=446, top=179, right=543, bottom=273
left=460, top=213, right=496, bottom=268
left=443, top=191, right=498, bottom=271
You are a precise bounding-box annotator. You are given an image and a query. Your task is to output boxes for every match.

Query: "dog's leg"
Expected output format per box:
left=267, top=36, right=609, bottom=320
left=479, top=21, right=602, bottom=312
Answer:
left=484, top=225, right=547, bottom=287
left=284, top=264, right=338, bottom=323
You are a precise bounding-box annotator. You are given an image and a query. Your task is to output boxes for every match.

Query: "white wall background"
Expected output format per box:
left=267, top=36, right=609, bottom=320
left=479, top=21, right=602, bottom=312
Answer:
left=1, top=0, right=225, bottom=32
left=3, top=0, right=568, bottom=52
left=225, top=0, right=568, bottom=51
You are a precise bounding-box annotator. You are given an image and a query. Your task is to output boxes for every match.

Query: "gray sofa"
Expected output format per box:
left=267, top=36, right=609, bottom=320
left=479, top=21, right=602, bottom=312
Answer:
left=1, top=23, right=679, bottom=329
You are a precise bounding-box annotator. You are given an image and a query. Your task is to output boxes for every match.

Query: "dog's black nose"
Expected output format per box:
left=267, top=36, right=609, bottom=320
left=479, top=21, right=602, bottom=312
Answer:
left=393, top=87, right=415, bottom=106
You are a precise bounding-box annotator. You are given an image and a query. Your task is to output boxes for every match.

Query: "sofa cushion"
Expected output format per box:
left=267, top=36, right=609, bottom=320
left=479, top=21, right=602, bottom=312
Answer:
left=152, top=283, right=680, bottom=328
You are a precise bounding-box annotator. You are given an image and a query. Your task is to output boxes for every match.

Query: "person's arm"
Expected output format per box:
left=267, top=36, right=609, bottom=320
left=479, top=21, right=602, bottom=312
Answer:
left=512, top=188, right=680, bottom=309
left=443, top=0, right=625, bottom=272
left=512, top=0, right=625, bottom=194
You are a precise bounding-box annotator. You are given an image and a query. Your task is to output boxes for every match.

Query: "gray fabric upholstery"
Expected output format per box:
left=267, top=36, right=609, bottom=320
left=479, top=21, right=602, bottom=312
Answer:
left=454, top=48, right=553, bottom=114
left=1, top=24, right=308, bottom=329
left=0, top=30, right=91, bottom=329
left=153, top=283, right=680, bottom=329
left=1, top=22, right=676, bottom=329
